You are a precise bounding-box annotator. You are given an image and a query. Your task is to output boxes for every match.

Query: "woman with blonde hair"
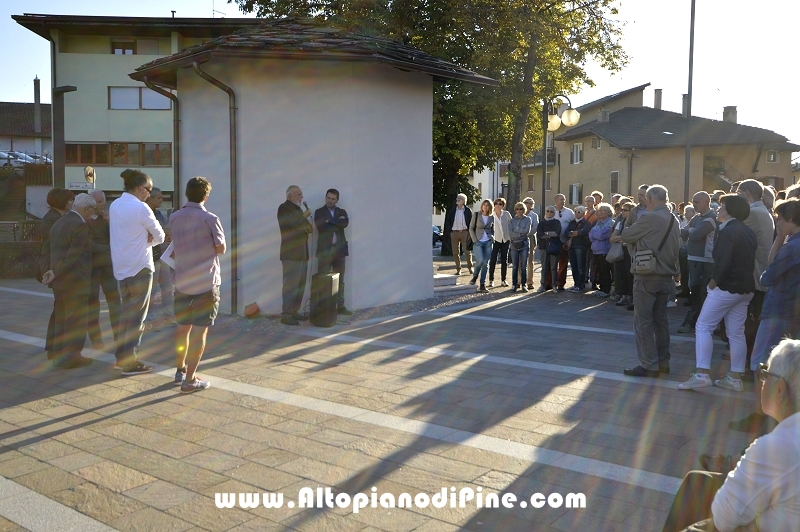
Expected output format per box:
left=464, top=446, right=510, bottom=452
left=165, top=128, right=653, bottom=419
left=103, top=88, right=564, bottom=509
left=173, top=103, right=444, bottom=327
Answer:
left=488, top=197, right=512, bottom=287
left=468, top=199, right=495, bottom=293
left=509, top=202, right=532, bottom=292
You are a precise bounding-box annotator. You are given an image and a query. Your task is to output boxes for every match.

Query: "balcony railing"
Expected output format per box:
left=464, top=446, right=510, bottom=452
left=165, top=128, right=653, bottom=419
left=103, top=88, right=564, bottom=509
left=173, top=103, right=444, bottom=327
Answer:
left=528, top=148, right=556, bottom=167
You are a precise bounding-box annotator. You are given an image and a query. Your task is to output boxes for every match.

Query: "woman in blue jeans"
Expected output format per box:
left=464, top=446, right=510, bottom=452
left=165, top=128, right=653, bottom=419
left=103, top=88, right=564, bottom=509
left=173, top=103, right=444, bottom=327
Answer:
left=509, top=202, right=532, bottom=292
left=469, top=199, right=494, bottom=293
left=730, top=198, right=800, bottom=432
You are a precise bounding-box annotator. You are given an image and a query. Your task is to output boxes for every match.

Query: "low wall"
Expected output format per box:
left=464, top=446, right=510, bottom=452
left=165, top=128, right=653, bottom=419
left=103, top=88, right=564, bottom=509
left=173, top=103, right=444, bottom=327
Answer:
left=0, top=242, right=39, bottom=278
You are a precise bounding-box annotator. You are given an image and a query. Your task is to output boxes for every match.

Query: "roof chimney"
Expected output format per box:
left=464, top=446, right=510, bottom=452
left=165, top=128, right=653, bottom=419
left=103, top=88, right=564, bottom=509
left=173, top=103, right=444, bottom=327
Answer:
left=598, top=106, right=610, bottom=123
left=33, top=77, right=42, bottom=134
left=723, top=106, right=737, bottom=124
left=682, top=94, right=689, bottom=118
left=653, top=89, right=662, bottom=110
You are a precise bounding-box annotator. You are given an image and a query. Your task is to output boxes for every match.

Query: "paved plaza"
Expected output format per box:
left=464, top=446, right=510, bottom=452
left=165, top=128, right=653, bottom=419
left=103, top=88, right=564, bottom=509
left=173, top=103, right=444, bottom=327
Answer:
left=0, top=278, right=757, bottom=531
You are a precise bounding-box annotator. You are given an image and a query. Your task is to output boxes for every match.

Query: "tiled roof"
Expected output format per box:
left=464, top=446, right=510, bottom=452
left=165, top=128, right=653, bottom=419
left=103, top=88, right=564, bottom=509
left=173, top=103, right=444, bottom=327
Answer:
left=0, top=102, right=51, bottom=137
left=576, top=83, right=650, bottom=112
left=555, top=106, right=800, bottom=151
left=130, top=17, right=497, bottom=87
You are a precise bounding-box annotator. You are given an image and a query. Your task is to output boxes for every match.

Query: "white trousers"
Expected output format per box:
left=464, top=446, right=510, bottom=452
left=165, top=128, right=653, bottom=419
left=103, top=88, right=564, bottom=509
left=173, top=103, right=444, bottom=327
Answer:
left=695, top=287, right=753, bottom=372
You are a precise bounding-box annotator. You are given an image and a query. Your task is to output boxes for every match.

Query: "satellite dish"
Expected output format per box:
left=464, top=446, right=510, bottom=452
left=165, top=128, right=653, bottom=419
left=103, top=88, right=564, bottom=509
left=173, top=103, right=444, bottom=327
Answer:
left=84, top=166, right=95, bottom=184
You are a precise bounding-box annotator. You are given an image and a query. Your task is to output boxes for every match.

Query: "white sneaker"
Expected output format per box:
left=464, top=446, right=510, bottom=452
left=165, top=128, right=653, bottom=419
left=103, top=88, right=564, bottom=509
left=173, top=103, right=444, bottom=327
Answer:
left=678, top=373, right=712, bottom=390
left=667, top=300, right=677, bottom=308
left=489, top=281, right=495, bottom=287
left=715, top=374, right=744, bottom=392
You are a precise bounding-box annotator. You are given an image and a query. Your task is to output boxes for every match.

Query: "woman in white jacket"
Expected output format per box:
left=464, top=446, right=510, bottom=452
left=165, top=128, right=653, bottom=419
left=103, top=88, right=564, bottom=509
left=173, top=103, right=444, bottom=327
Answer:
left=488, top=197, right=512, bottom=287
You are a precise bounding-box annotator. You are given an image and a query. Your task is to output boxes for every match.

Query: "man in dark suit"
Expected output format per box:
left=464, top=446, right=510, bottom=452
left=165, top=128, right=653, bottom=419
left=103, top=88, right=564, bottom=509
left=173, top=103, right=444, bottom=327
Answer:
left=42, top=194, right=97, bottom=369
left=314, top=188, right=351, bottom=315
left=87, top=189, right=121, bottom=350
left=38, top=188, right=74, bottom=359
left=278, top=185, right=312, bottom=325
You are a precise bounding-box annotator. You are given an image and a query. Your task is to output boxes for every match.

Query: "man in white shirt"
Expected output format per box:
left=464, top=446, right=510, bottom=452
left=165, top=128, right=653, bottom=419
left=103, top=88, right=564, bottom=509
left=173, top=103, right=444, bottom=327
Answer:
left=110, top=169, right=165, bottom=375
left=553, top=193, right=575, bottom=291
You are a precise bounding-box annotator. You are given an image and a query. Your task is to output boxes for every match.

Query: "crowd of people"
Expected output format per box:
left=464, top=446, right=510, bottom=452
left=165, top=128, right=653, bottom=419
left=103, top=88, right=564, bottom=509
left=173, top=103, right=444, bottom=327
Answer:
left=445, top=180, right=800, bottom=531
left=39, top=170, right=226, bottom=394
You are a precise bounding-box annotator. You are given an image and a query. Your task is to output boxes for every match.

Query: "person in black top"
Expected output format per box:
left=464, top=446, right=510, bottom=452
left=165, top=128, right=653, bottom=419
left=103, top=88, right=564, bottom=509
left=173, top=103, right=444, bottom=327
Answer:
left=39, top=188, right=74, bottom=359
left=314, top=188, right=351, bottom=315
left=679, top=194, right=757, bottom=392
left=87, top=189, right=121, bottom=350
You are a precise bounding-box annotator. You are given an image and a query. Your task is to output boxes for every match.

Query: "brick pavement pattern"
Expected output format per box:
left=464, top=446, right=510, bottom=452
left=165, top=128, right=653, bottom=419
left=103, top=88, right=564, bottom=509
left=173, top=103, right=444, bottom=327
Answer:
left=0, top=278, right=756, bottom=531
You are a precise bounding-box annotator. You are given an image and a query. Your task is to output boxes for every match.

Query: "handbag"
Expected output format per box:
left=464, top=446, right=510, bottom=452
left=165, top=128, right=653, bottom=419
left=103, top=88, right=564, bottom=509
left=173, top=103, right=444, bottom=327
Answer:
left=606, top=241, right=624, bottom=263
left=466, top=211, right=478, bottom=251
left=633, top=215, right=675, bottom=274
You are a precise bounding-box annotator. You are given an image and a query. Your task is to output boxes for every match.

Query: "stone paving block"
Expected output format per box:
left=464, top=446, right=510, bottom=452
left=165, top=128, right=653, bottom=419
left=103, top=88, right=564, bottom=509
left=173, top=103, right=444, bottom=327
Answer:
left=50, top=482, right=146, bottom=524
left=169, top=408, right=236, bottom=429
left=225, top=462, right=302, bottom=491
left=17, top=439, right=77, bottom=461
left=75, top=460, right=157, bottom=493
left=166, top=495, right=254, bottom=532
left=14, top=465, right=86, bottom=496
left=46, top=450, right=105, bottom=472
left=124, top=480, right=199, bottom=510
left=111, top=506, right=194, bottom=532
left=182, top=449, right=249, bottom=473
left=0, top=515, right=26, bottom=532
left=351, top=506, right=429, bottom=532
left=277, top=457, right=355, bottom=485
left=228, top=517, right=287, bottom=532
left=307, top=429, right=360, bottom=447
left=197, top=432, right=270, bottom=458
left=243, top=447, right=300, bottom=468
left=270, top=419, right=323, bottom=436
left=71, top=435, right=126, bottom=454
left=0, top=454, right=49, bottom=478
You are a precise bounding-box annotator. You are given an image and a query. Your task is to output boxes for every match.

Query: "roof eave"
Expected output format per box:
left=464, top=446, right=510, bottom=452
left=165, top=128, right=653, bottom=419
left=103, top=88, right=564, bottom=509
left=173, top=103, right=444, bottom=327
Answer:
left=130, top=49, right=498, bottom=87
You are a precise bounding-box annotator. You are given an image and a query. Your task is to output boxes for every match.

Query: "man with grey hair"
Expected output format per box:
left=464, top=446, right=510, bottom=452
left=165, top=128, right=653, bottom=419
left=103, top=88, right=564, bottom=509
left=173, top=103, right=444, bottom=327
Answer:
left=444, top=193, right=472, bottom=275
left=621, top=184, right=681, bottom=377
left=523, top=197, right=538, bottom=289
left=86, top=189, right=121, bottom=350
left=278, top=185, right=313, bottom=325
left=735, top=178, right=775, bottom=380
left=677, top=191, right=717, bottom=334
left=42, top=193, right=97, bottom=369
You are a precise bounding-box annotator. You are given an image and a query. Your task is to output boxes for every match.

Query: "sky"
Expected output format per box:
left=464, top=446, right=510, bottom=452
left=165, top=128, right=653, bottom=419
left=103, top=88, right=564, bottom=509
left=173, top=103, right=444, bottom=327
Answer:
left=2, top=0, right=798, bottom=159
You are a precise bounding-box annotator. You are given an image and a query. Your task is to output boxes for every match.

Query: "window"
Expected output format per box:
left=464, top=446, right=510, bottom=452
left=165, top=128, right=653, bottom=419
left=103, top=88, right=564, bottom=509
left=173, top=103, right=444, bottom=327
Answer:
left=144, top=144, right=171, bottom=166
left=111, top=40, right=135, bottom=55
left=545, top=172, right=552, bottom=191
left=65, top=144, right=109, bottom=165
left=767, top=150, right=779, bottom=163
left=109, top=87, right=171, bottom=110
left=66, top=143, right=171, bottom=167
left=591, top=137, right=602, bottom=149
left=111, top=39, right=159, bottom=55
left=569, top=184, right=583, bottom=205
left=527, top=173, right=535, bottom=191
left=570, top=143, right=583, bottom=164
left=610, top=171, right=620, bottom=194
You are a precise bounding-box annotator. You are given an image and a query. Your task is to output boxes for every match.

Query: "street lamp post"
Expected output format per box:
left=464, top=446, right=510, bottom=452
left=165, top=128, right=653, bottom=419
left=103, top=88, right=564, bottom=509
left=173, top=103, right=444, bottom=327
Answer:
left=541, top=96, right=580, bottom=213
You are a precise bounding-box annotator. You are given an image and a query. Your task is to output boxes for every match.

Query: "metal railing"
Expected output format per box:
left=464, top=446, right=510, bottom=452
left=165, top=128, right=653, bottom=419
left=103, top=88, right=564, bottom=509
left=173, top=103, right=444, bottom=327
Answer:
left=529, top=148, right=556, bottom=167
left=0, top=221, right=41, bottom=242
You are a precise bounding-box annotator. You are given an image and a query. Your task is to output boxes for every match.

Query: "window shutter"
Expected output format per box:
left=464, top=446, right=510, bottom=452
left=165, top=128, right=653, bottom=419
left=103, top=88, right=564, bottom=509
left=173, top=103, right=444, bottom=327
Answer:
left=579, top=146, right=583, bottom=163
left=570, top=149, right=574, bottom=164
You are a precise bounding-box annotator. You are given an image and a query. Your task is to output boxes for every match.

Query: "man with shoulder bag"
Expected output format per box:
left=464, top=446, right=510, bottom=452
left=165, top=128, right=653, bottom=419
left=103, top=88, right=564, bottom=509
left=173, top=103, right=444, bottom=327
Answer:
left=620, top=185, right=682, bottom=377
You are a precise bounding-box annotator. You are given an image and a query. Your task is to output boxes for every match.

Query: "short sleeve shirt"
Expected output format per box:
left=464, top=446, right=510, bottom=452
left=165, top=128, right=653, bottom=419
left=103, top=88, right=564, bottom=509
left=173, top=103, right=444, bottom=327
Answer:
left=169, top=202, right=225, bottom=295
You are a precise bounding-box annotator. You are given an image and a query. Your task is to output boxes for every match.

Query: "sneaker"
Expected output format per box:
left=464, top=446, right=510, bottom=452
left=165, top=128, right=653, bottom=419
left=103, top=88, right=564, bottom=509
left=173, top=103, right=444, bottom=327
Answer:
left=174, top=367, right=186, bottom=386
left=610, top=294, right=621, bottom=301
left=478, top=285, right=489, bottom=293
left=469, top=277, right=477, bottom=285
left=536, top=286, right=546, bottom=293
left=527, top=284, right=534, bottom=290
left=489, top=281, right=495, bottom=287
left=501, top=281, right=509, bottom=287
left=616, top=297, right=630, bottom=306
left=521, top=285, right=529, bottom=292
left=595, top=291, right=609, bottom=298
left=121, top=362, right=155, bottom=376
left=181, top=377, right=210, bottom=394
left=677, top=323, right=695, bottom=334
left=511, top=286, right=518, bottom=292
left=715, top=374, right=744, bottom=392
left=456, top=269, right=461, bottom=275
left=678, top=373, right=712, bottom=390
left=667, top=300, right=678, bottom=308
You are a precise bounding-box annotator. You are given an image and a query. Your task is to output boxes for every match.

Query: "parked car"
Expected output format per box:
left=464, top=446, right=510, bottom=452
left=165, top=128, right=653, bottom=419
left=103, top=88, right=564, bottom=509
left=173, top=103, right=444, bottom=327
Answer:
left=26, top=153, right=52, bottom=164
left=0, top=151, right=24, bottom=168
left=432, top=225, right=442, bottom=246
left=8, top=151, right=36, bottom=164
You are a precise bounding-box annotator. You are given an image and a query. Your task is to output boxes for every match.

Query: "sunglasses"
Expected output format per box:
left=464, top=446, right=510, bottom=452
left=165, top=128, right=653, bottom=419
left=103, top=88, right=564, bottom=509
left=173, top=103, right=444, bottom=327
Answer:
left=515, top=207, right=525, bottom=211
left=757, top=362, right=783, bottom=384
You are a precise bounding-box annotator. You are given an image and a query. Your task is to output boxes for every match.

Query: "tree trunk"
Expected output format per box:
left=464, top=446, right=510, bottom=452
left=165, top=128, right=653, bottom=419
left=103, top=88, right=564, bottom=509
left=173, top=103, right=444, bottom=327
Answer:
left=508, top=33, right=538, bottom=209
left=438, top=159, right=462, bottom=257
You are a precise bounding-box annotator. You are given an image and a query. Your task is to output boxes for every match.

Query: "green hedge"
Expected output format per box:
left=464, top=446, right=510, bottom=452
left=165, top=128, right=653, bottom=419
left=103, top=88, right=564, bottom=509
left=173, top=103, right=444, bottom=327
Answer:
left=0, top=242, right=39, bottom=278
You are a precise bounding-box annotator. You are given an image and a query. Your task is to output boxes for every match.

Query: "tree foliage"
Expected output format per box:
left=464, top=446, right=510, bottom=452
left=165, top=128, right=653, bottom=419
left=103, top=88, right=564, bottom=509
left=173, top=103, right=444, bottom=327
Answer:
left=230, top=0, right=627, bottom=239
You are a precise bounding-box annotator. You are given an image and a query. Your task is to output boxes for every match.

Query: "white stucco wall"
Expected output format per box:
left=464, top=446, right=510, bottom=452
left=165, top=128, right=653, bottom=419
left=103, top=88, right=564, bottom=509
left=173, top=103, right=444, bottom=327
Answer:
left=177, top=58, right=434, bottom=314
